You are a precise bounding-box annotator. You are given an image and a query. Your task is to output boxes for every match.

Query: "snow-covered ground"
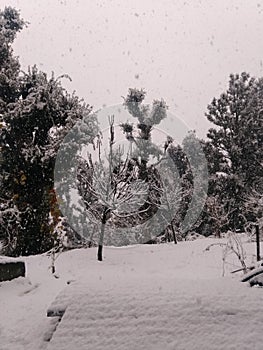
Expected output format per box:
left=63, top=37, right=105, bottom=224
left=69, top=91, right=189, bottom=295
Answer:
left=0, top=236, right=263, bottom=350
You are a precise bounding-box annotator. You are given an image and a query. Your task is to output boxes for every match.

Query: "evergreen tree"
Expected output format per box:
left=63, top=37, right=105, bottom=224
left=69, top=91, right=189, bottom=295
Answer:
left=196, top=141, right=230, bottom=236
left=166, top=143, right=193, bottom=239
left=0, top=8, right=97, bottom=256
left=0, top=7, right=25, bottom=109
left=206, top=72, right=263, bottom=230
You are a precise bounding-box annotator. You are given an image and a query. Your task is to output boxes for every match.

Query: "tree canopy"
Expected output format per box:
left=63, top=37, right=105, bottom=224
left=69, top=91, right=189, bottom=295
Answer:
left=0, top=7, right=97, bottom=256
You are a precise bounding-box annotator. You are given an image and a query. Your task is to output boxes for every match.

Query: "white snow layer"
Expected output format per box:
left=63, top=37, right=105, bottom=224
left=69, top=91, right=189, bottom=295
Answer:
left=0, top=237, right=263, bottom=350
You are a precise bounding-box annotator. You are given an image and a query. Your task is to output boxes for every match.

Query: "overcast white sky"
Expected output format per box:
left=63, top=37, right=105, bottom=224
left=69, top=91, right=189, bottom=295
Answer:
left=1, top=0, right=263, bottom=138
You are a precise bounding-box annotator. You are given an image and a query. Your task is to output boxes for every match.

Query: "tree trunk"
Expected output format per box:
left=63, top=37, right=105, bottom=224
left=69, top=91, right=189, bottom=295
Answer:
left=171, top=224, right=177, bottom=244
left=97, top=244, right=103, bottom=261
left=97, top=209, right=107, bottom=261
left=256, top=224, right=261, bottom=262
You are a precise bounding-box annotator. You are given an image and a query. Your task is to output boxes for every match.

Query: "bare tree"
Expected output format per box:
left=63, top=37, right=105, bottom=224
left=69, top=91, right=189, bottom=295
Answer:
left=77, top=116, right=159, bottom=261
left=153, top=163, right=182, bottom=244
left=205, top=195, right=235, bottom=238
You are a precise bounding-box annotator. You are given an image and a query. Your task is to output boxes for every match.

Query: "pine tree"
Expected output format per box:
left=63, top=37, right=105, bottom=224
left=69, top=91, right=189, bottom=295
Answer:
left=205, top=72, right=263, bottom=230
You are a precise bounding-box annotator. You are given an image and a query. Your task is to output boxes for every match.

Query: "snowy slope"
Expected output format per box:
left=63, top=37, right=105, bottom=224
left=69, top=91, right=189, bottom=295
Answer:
left=0, top=237, right=262, bottom=350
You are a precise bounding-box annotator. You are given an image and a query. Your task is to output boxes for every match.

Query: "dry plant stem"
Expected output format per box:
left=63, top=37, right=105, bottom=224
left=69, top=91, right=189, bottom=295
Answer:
left=204, top=232, right=247, bottom=276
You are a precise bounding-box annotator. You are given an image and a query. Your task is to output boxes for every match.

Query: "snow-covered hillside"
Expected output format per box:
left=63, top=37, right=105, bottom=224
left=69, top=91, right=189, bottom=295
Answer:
left=0, top=237, right=262, bottom=350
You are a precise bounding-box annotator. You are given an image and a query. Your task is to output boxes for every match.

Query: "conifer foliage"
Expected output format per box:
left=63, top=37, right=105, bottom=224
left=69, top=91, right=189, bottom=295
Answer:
left=205, top=72, right=263, bottom=231
left=0, top=7, right=96, bottom=256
